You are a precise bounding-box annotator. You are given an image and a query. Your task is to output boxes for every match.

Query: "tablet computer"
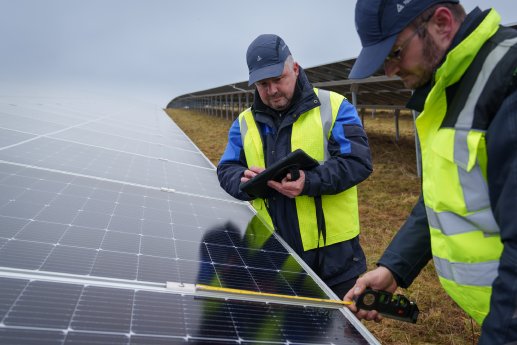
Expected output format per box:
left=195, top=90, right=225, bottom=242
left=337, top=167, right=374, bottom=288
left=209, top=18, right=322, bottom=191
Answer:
left=239, top=149, right=319, bottom=198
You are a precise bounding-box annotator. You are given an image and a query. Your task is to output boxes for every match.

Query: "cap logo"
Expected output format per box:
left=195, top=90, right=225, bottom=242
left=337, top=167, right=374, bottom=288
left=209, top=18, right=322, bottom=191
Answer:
left=397, top=0, right=413, bottom=13
left=257, top=55, right=262, bottom=62
left=397, top=0, right=413, bottom=12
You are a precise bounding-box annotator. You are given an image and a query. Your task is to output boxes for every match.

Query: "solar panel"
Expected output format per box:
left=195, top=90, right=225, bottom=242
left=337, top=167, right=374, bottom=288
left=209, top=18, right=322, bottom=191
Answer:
left=0, top=277, right=371, bottom=344
left=0, top=91, right=379, bottom=344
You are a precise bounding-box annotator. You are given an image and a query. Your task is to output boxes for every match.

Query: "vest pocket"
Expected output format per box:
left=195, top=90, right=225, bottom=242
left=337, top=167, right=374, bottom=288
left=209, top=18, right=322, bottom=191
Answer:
left=430, top=129, right=484, bottom=173
left=429, top=129, right=495, bottom=233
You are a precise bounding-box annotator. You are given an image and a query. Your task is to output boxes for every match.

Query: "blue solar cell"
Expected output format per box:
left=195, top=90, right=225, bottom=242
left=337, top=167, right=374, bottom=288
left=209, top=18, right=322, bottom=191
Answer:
left=41, top=245, right=97, bottom=275
left=0, top=328, right=65, bottom=345
left=4, top=281, right=82, bottom=329
left=138, top=256, right=180, bottom=283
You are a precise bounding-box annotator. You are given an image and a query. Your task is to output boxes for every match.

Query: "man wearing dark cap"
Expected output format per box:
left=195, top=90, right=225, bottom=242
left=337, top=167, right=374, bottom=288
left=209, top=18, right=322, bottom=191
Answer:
left=344, top=1, right=517, bottom=343
left=217, top=34, right=373, bottom=299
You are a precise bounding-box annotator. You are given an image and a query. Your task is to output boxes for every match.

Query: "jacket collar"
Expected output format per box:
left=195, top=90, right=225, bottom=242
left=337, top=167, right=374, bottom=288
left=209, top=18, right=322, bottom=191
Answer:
left=407, top=7, right=488, bottom=112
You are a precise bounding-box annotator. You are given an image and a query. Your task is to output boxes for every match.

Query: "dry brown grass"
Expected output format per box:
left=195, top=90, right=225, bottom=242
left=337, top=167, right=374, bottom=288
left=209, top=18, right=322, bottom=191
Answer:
left=165, top=108, right=480, bottom=345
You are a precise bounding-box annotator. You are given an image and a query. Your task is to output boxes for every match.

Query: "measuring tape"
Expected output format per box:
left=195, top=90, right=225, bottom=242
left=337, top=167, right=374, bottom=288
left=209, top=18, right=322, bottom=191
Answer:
left=196, top=283, right=352, bottom=307
left=167, top=282, right=419, bottom=323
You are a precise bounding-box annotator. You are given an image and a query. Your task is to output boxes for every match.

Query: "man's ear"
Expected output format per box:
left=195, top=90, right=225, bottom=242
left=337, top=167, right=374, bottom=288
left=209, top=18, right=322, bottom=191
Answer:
left=427, top=7, right=458, bottom=49
left=293, top=62, right=300, bottom=77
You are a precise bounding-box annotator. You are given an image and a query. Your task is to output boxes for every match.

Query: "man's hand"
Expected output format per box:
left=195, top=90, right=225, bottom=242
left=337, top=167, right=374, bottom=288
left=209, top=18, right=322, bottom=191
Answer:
left=267, top=170, right=305, bottom=198
left=343, top=266, right=398, bottom=322
left=241, top=166, right=265, bottom=183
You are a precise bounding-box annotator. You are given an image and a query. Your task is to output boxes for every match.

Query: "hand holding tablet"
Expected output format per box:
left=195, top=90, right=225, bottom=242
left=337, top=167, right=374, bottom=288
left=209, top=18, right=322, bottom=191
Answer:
left=239, top=149, right=319, bottom=198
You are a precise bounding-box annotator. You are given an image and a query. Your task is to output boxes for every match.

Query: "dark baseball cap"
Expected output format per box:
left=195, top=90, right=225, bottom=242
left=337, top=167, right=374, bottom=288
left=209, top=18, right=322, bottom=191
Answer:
left=349, top=0, right=459, bottom=79
left=246, top=34, right=291, bottom=86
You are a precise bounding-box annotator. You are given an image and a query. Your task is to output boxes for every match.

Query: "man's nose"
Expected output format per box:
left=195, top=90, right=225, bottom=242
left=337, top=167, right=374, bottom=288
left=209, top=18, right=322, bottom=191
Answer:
left=266, top=82, right=278, bottom=95
left=384, top=60, right=399, bottom=77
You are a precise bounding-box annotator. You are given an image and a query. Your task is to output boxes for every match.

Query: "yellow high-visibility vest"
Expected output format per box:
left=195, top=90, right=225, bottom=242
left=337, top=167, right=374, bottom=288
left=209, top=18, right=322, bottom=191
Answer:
left=238, top=88, right=360, bottom=251
left=416, top=9, right=515, bottom=324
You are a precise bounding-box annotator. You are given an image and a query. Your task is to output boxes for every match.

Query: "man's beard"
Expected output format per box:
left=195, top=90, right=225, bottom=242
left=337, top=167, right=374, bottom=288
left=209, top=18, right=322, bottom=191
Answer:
left=412, top=33, right=445, bottom=88
left=268, top=95, right=291, bottom=111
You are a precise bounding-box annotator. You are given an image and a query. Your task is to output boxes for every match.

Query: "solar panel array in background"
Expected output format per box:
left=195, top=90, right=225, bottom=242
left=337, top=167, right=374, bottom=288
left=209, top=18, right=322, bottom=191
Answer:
left=0, top=93, right=378, bottom=344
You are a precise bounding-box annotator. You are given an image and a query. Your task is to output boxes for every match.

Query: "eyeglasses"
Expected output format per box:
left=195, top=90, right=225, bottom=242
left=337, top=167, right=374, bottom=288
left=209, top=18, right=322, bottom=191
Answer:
left=385, top=16, right=431, bottom=63
left=385, top=29, right=420, bottom=62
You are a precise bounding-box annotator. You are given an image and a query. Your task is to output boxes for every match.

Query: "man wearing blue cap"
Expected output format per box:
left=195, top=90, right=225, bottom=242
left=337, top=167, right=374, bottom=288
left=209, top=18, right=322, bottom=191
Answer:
left=217, top=34, right=373, bottom=298
left=344, top=1, right=517, bottom=343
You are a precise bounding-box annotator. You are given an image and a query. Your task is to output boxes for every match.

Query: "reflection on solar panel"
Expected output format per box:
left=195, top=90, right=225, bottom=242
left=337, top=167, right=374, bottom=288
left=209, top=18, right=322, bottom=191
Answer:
left=0, top=92, right=379, bottom=344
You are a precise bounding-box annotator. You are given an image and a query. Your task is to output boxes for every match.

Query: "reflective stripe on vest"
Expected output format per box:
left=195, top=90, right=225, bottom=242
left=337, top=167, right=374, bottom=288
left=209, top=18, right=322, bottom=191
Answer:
left=238, top=108, right=272, bottom=229
left=417, top=9, right=511, bottom=324
left=318, top=89, right=332, bottom=162
left=426, top=206, right=500, bottom=236
left=239, top=88, right=360, bottom=251
left=433, top=256, right=499, bottom=287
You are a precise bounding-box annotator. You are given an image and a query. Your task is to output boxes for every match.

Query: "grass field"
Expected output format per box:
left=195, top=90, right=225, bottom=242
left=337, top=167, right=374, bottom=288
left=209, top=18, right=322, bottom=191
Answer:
left=165, top=108, right=480, bottom=345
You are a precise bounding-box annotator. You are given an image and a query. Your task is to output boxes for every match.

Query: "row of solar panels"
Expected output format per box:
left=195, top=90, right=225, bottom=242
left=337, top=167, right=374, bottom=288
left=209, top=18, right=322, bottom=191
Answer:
left=0, top=92, right=378, bottom=344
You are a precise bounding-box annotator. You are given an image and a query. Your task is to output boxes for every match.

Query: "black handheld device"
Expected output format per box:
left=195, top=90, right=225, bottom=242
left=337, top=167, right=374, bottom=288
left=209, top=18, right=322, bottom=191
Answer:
left=356, top=289, right=419, bottom=323
left=239, top=149, right=319, bottom=198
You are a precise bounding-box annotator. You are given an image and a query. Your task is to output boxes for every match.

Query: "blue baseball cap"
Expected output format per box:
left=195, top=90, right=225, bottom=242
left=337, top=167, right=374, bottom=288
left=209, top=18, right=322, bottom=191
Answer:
left=349, top=0, right=459, bottom=79
left=246, top=34, right=291, bottom=86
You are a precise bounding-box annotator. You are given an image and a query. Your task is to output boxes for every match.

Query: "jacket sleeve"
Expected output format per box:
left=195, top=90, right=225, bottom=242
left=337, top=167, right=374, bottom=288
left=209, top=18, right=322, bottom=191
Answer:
left=301, top=98, right=373, bottom=196
left=478, top=89, right=517, bottom=344
left=377, top=194, right=432, bottom=288
left=216, top=119, right=253, bottom=201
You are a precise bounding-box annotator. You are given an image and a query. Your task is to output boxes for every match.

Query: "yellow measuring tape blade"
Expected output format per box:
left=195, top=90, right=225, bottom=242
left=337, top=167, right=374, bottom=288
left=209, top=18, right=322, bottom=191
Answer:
left=196, top=284, right=352, bottom=306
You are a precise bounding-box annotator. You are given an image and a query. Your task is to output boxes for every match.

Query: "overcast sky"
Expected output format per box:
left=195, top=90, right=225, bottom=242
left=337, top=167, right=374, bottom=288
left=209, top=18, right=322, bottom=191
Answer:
left=0, top=0, right=515, bottom=106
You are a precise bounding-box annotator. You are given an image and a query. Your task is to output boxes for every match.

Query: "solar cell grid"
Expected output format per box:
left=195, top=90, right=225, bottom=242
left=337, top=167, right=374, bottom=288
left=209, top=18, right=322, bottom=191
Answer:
left=0, top=165, right=329, bottom=299
left=0, top=128, right=35, bottom=147
left=50, top=127, right=211, bottom=169
left=0, top=138, right=228, bottom=198
left=0, top=112, right=68, bottom=135
left=0, top=95, right=378, bottom=344
left=0, top=103, right=94, bottom=126
left=247, top=267, right=294, bottom=295
left=0, top=277, right=370, bottom=345
left=81, top=121, right=196, bottom=152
